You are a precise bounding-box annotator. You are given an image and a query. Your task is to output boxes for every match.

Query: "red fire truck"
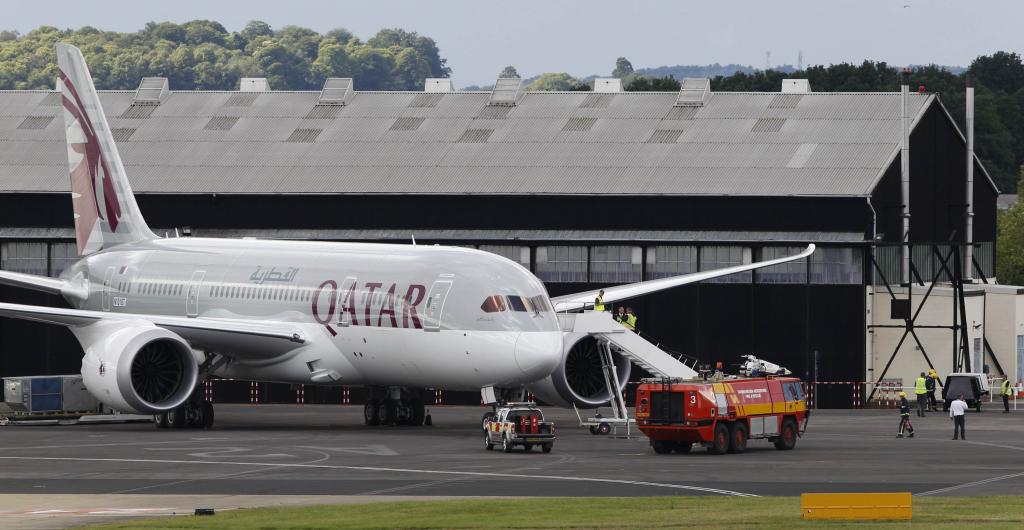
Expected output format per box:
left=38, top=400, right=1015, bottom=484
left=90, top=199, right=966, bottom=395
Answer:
left=636, top=376, right=809, bottom=454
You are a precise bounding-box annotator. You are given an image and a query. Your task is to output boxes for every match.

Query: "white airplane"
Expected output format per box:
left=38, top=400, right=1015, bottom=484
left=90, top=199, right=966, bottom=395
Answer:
left=0, top=44, right=813, bottom=429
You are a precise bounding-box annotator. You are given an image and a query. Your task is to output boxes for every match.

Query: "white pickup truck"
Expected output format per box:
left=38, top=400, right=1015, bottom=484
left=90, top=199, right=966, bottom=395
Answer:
left=483, top=403, right=556, bottom=453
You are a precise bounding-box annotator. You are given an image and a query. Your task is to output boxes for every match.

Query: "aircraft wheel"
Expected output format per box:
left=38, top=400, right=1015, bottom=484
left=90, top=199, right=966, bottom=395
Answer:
left=154, top=412, right=169, bottom=429
left=410, top=399, right=426, bottom=426
left=167, top=406, right=186, bottom=428
left=378, top=401, right=396, bottom=425
left=201, top=401, right=215, bottom=428
left=364, top=399, right=381, bottom=426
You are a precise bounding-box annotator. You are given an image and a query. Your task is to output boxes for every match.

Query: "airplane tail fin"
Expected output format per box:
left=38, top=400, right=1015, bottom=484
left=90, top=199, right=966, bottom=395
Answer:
left=56, top=43, right=155, bottom=256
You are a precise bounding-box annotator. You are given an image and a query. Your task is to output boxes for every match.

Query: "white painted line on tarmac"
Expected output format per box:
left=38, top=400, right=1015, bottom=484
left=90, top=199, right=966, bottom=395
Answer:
left=916, top=470, right=1024, bottom=496
left=0, top=456, right=757, bottom=497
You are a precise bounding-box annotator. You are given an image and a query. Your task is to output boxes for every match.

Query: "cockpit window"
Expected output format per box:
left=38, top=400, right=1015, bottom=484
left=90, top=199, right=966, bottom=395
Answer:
left=480, top=295, right=507, bottom=313
left=506, top=295, right=528, bottom=312
left=530, top=295, right=550, bottom=312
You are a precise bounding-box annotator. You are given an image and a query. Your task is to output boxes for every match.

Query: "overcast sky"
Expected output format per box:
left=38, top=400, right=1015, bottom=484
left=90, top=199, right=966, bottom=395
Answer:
left=6, top=0, right=1021, bottom=87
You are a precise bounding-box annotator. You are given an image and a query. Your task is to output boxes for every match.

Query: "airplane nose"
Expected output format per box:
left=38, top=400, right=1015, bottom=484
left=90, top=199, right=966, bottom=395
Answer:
left=514, top=332, right=562, bottom=379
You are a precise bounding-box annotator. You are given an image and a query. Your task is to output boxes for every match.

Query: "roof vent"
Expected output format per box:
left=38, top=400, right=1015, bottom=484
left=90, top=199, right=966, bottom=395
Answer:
left=489, top=77, right=523, bottom=106
left=239, top=78, right=271, bottom=92
left=318, top=78, right=353, bottom=105
left=674, top=78, right=711, bottom=107
left=782, top=79, right=812, bottom=94
left=424, top=78, right=454, bottom=93
left=133, top=77, right=168, bottom=105
left=593, top=78, right=622, bottom=93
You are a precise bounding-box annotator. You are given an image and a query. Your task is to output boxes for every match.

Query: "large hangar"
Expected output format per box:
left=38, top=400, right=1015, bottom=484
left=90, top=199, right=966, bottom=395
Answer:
left=0, top=76, right=999, bottom=407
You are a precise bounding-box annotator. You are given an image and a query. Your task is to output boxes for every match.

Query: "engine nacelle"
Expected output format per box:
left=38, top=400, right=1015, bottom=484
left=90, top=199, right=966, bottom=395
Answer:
left=527, top=333, right=631, bottom=408
left=78, top=321, right=199, bottom=414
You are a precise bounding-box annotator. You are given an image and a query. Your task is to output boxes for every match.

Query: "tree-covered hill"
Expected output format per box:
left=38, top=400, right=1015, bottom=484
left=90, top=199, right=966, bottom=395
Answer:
left=0, top=21, right=450, bottom=91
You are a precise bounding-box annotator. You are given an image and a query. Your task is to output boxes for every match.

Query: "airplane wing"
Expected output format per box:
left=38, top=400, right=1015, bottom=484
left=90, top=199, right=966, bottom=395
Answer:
left=0, top=270, right=67, bottom=295
left=551, top=244, right=815, bottom=310
left=0, top=302, right=307, bottom=359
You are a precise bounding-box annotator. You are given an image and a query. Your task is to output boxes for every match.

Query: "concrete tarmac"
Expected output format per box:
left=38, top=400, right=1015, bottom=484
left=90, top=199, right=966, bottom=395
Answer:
left=1, top=404, right=1022, bottom=527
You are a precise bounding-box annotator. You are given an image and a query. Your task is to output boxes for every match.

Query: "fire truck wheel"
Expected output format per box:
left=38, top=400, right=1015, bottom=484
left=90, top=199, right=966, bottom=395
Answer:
left=481, top=411, right=496, bottom=431
left=672, top=442, right=693, bottom=454
left=589, top=425, right=599, bottom=435
left=709, top=423, right=730, bottom=454
left=597, top=422, right=612, bottom=435
left=541, top=443, right=553, bottom=454
left=728, top=422, right=748, bottom=454
left=484, top=432, right=494, bottom=451
left=774, top=418, right=797, bottom=450
left=502, top=433, right=514, bottom=453
left=364, top=400, right=381, bottom=426
left=652, top=440, right=672, bottom=454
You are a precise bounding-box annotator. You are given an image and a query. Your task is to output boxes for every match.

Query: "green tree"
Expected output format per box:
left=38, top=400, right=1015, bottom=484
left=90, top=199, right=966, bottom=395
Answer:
left=969, top=51, right=1024, bottom=95
left=527, top=72, right=580, bottom=91
left=499, top=65, right=519, bottom=78
left=309, top=38, right=351, bottom=85
left=612, top=57, right=633, bottom=78
left=325, top=28, right=354, bottom=45
left=997, top=166, right=1024, bottom=284
left=626, top=75, right=680, bottom=91
left=349, top=45, right=396, bottom=90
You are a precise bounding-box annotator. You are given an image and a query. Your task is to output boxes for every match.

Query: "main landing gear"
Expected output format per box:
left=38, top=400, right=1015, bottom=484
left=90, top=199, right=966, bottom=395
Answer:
left=364, top=387, right=430, bottom=426
left=155, top=399, right=214, bottom=429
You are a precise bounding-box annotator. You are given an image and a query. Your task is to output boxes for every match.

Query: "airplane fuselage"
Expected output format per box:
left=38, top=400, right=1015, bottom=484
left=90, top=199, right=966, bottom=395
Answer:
left=63, top=237, right=563, bottom=391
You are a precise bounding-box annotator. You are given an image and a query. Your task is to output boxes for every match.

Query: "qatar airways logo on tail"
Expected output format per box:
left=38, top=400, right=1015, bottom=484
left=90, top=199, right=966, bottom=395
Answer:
left=312, top=279, right=427, bottom=336
left=59, top=70, right=122, bottom=254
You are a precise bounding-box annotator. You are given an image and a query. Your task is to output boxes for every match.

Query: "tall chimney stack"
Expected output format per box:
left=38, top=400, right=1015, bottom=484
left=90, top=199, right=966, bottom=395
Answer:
left=965, top=75, right=975, bottom=281
left=901, top=68, right=911, bottom=285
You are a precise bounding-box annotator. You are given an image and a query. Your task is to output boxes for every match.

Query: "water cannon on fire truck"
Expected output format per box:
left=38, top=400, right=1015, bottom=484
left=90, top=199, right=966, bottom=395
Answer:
left=738, top=355, right=791, bottom=377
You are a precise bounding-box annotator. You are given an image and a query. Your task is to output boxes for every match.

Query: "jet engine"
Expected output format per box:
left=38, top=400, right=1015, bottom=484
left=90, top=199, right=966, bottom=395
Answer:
left=527, top=333, right=631, bottom=408
left=78, top=322, right=199, bottom=414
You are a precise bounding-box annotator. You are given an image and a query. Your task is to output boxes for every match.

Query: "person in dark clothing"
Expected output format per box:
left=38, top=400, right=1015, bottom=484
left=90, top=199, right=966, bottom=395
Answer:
left=897, top=391, right=915, bottom=438
left=925, top=369, right=938, bottom=412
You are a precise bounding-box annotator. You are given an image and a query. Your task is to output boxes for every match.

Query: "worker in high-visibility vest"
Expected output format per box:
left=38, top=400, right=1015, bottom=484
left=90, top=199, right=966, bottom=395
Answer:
left=1001, top=378, right=1013, bottom=413
left=914, top=372, right=928, bottom=417
left=594, top=290, right=605, bottom=312
left=624, top=307, right=638, bottom=331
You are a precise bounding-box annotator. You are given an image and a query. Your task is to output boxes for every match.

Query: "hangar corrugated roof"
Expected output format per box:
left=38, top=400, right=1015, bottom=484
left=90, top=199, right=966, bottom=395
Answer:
left=0, top=88, right=960, bottom=196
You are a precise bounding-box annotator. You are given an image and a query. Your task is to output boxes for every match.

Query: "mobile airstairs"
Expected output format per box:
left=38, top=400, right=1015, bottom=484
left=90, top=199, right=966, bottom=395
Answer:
left=557, top=310, right=700, bottom=436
